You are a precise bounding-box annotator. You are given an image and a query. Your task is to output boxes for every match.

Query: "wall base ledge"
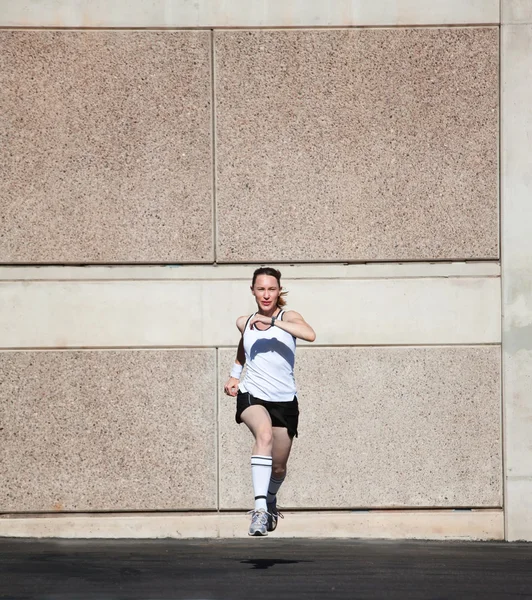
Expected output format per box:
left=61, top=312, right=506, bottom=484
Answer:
left=0, top=509, right=503, bottom=541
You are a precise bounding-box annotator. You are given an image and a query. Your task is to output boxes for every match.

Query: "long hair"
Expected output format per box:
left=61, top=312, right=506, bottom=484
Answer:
left=251, top=267, right=288, bottom=307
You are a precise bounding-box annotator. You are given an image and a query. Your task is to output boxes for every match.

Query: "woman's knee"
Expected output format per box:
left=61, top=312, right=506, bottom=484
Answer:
left=255, top=428, right=273, bottom=449
left=272, top=464, right=287, bottom=478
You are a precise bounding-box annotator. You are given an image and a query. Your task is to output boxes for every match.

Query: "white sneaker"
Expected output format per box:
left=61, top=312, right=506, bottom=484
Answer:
left=248, top=509, right=269, bottom=536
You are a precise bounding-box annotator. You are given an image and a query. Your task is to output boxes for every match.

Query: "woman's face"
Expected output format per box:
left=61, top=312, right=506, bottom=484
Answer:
left=251, top=275, right=281, bottom=312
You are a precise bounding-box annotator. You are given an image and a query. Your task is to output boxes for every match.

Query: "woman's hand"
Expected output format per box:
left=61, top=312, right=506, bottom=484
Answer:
left=249, top=310, right=316, bottom=342
left=224, top=377, right=239, bottom=397
left=248, top=313, right=274, bottom=328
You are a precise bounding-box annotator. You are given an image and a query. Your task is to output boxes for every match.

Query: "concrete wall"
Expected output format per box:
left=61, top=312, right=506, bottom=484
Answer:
left=1, top=0, right=527, bottom=541
left=1, top=27, right=498, bottom=263
left=0, top=1, right=500, bottom=27
left=0, top=264, right=501, bottom=513
left=501, top=0, right=532, bottom=541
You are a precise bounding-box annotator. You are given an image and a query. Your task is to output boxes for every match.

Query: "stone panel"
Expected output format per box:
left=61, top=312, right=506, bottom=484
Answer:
left=0, top=0, right=500, bottom=27
left=215, top=28, right=498, bottom=262
left=0, top=350, right=217, bottom=511
left=0, top=31, right=213, bottom=263
left=218, top=346, right=502, bottom=509
left=0, top=271, right=500, bottom=348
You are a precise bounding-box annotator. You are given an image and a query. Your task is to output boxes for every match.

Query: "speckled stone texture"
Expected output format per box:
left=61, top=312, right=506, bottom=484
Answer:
left=0, top=350, right=217, bottom=511
left=218, top=346, right=502, bottom=509
left=0, top=31, right=212, bottom=263
left=215, top=28, right=499, bottom=262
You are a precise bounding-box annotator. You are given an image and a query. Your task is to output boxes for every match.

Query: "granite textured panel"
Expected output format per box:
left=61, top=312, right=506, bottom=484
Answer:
left=215, top=28, right=499, bottom=262
left=0, top=31, right=213, bottom=263
left=0, top=0, right=500, bottom=27
left=218, top=346, right=502, bottom=509
left=0, top=350, right=217, bottom=511
left=502, top=20, right=532, bottom=540
left=0, top=274, right=500, bottom=348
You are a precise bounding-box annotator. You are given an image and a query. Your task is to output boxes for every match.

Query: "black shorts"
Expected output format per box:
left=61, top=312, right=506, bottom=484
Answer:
left=235, top=391, right=299, bottom=439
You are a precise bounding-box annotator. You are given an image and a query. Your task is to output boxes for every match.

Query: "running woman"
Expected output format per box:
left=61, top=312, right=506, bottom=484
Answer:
left=224, top=267, right=316, bottom=536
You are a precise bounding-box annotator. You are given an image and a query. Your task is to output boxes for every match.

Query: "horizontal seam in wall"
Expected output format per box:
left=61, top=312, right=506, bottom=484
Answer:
left=0, top=507, right=504, bottom=517
left=0, top=343, right=502, bottom=352
left=0, top=276, right=502, bottom=283
left=208, top=24, right=501, bottom=31
left=0, top=24, right=500, bottom=31
left=0, top=259, right=502, bottom=266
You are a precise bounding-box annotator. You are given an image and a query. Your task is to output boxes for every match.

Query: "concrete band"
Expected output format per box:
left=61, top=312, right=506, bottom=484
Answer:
left=0, top=510, right=504, bottom=541
left=0, top=0, right=500, bottom=28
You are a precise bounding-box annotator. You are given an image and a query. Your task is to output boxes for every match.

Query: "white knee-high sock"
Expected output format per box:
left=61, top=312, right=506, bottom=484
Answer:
left=267, top=473, right=286, bottom=504
left=251, top=455, right=272, bottom=511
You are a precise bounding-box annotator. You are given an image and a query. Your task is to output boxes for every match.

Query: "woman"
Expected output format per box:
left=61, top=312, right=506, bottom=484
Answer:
left=224, top=267, right=316, bottom=536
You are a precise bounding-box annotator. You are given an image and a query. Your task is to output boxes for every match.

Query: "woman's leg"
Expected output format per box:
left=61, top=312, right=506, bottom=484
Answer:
left=240, top=406, right=273, bottom=514
left=240, top=405, right=273, bottom=456
left=267, top=427, right=293, bottom=530
left=271, top=426, right=294, bottom=479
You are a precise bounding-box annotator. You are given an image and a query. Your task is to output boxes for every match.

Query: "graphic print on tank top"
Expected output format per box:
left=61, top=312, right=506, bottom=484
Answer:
left=239, top=310, right=297, bottom=402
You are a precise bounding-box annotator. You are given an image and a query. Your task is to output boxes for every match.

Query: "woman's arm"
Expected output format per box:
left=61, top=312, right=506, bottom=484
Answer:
left=235, top=335, right=246, bottom=368
left=249, top=311, right=316, bottom=342
left=224, top=316, right=248, bottom=396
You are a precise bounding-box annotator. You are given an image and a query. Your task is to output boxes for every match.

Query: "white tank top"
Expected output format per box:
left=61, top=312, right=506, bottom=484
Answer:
left=239, top=310, right=297, bottom=402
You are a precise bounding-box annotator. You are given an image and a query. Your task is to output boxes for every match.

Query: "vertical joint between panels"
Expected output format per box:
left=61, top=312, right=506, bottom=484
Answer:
left=498, top=16, right=507, bottom=541
left=210, top=29, right=218, bottom=264
left=215, top=347, right=220, bottom=511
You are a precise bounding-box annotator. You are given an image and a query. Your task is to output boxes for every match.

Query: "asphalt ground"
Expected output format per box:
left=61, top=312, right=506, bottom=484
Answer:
left=1, top=538, right=532, bottom=600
